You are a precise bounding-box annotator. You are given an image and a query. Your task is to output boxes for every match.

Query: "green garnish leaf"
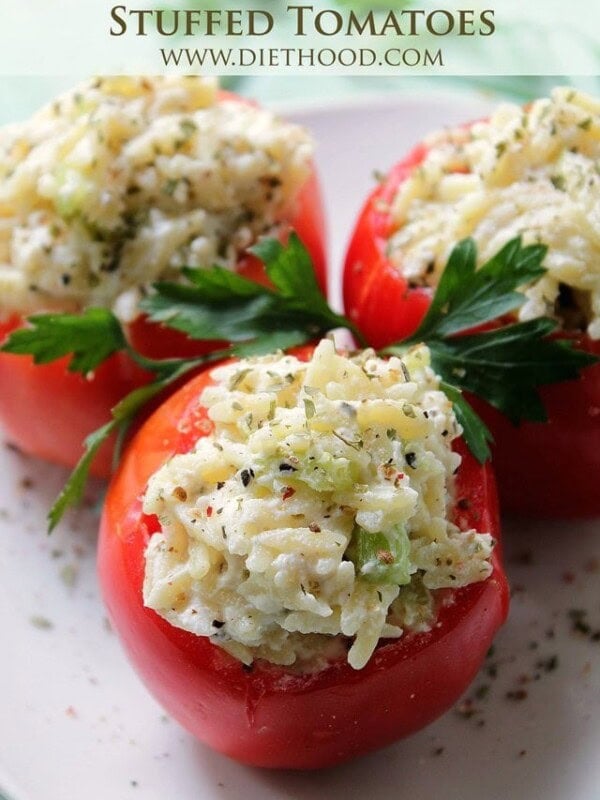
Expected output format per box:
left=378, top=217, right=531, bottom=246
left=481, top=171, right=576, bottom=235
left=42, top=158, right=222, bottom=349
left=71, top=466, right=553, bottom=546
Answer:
left=348, top=524, right=412, bottom=586
left=385, top=237, right=599, bottom=461
left=1, top=308, right=126, bottom=374
left=47, top=354, right=211, bottom=531
left=439, top=382, right=493, bottom=464
left=251, top=235, right=315, bottom=299
left=250, top=234, right=342, bottom=328
left=429, top=319, right=598, bottom=425
left=141, top=286, right=274, bottom=342
left=180, top=264, right=267, bottom=301
left=48, top=420, right=116, bottom=532
left=142, top=233, right=363, bottom=349
left=408, top=237, right=547, bottom=342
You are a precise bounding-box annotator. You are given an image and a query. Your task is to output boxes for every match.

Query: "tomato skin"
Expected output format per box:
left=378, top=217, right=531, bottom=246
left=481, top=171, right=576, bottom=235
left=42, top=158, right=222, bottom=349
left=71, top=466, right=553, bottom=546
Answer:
left=469, top=334, right=600, bottom=518
left=343, top=145, right=433, bottom=349
left=343, top=141, right=600, bottom=518
left=0, top=315, right=152, bottom=477
left=0, top=137, right=327, bottom=475
left=98, top=354, right=509, bottom=769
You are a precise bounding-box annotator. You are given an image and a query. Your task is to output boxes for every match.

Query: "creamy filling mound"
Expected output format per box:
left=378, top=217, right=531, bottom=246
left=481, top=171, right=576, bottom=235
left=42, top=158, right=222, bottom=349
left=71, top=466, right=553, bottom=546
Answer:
left=387, top=87, right=600, bottom=338
left=0, top=76, right=312, bottom=320
left=142, top=340, right=494, bottom=671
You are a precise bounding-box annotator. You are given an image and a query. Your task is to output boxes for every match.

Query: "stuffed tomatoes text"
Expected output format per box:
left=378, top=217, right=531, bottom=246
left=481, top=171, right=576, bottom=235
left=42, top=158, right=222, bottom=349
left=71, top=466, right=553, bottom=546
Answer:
left=344, top=88, right=600, bottom=516
left=99, top=341, right=508, bottom=768
left=0, top=76, right=327, bottom=476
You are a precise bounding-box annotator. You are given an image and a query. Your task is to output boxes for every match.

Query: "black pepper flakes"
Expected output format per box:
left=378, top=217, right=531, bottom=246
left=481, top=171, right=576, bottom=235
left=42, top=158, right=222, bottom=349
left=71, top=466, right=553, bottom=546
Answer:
left=405, top=452, right=417, bottom=469
left=474, top=684, right=490, bottom=700
left=506, top=689, right=528, bottom=702
left=240, top=468, right=255, bottom=487
left=536, top=655, right=559, bottom=673
left=279, top=463, right=297, bottom=472
left=569, top=609, right=592, bottom=635
left=486, top=663, right=498, bottom=680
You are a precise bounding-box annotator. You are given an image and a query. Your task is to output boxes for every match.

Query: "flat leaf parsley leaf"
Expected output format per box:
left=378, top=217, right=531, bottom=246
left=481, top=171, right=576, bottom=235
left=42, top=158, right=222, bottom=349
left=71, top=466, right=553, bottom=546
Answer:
left=428, top=319, right=597, bottom=425
left=384, top=236, right=598, bottom=461
left=1, top=308, right=126, bottom=374
left=141, top=233, right=363, bottom=347
left=439, top=382, right=494, bottom=464
left=406, top=236, right=547, bottom=342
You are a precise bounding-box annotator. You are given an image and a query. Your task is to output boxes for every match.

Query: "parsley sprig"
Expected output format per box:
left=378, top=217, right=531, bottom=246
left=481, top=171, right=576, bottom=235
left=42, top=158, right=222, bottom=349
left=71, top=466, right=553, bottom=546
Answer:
left=3, top=308, right=127, bottom=374
left=46, top=359, right=207, bottom=531
left=383, top=238, right=597, bottom=460
left=2, top=234, right=360, bottom=530
left=404, top=237, right=547, bottom=341
left=2, top=234, right=597, bottom=529
left=140, top=234, right=361, bottom=353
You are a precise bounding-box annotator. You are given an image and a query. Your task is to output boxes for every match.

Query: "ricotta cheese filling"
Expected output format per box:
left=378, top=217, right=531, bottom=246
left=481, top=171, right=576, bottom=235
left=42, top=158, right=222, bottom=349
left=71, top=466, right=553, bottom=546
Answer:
left=0, top=76, right=313, bottom=320
left=143, top=340, right=494, bottom=671
left=387, top=87, right=600, bottom=338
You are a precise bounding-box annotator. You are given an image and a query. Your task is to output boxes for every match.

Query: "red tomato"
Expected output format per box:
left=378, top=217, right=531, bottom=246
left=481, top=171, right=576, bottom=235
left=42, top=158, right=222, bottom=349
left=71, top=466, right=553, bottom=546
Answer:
left=98, top=350, right=509, bottom=769
left=0, top=314, right=151, bottom=477
left=0, top=136, right=327, bottom=476
left=344, top=145, right=433, bottom=348
left=343, top=142, right=600, bottom=518
left=469, top=334, right=600, bottom=517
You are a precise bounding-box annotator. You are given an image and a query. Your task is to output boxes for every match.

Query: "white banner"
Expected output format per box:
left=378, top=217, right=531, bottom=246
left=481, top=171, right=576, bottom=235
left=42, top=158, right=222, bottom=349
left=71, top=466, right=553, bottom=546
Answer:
left=0, top=0, right=598, bottom=76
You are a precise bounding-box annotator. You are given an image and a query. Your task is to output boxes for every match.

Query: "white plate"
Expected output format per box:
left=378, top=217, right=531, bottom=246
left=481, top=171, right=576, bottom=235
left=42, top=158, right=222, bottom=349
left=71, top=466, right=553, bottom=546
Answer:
left=2, top=92, right=600, bottom=800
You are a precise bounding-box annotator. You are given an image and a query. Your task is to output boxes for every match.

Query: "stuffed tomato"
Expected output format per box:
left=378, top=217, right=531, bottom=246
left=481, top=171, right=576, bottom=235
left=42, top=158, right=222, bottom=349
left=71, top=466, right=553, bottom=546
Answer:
left=0, top=76, right=326, bottom=476
left=344, top=88, right=600, bottom=517
left=99, top=339, right=508, bottom=769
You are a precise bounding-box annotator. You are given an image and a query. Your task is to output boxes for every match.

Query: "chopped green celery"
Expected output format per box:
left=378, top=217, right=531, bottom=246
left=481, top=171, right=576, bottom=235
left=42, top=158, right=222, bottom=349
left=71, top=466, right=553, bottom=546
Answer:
left=391, top=573, right=435, bottom=629
left=54, top=165, right=91, bottom=219
left=348, top=524, right=412, bottom=586
left=297, top=451, right=359, bottom=492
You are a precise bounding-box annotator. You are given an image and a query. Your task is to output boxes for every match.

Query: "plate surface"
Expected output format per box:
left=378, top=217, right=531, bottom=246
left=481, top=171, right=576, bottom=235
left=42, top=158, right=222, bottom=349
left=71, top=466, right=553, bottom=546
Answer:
left=1, top=92, right=600, bottom=800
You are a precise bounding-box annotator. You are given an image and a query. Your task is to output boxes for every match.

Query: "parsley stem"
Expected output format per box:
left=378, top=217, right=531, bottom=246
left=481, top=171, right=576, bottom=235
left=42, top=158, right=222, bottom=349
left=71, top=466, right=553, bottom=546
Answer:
left=123, top=344, right=196, bottom=375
